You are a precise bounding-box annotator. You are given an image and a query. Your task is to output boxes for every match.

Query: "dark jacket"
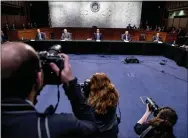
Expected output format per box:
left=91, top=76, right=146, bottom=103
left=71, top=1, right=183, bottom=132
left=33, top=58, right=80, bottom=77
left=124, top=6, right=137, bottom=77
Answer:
left=94, top=107, right=119, bottom=138
left=2, top=78, right=98, bottom=138
left=122, top=34, right=131, bottom=41
left=35, top=32, right=46, bottom=40
left=134, top=123, right=176, bottom=138
left=152, top=36, right=162, bottom=42
left=93, top=33, right=103, bottom=40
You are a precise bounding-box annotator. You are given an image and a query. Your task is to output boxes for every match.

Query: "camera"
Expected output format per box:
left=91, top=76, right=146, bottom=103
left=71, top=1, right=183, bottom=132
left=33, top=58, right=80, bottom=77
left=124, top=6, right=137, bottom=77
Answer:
left=80, top=79, right=91, bottom=98
left=38, top=44, right=64, bottom=84
left=145, top=97, right=159, bottom=116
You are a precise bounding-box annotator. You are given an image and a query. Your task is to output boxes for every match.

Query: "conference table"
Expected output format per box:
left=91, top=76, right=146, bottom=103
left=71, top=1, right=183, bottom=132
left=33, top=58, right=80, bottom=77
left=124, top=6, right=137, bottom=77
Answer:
left=23, top=40, right=188, bottom=68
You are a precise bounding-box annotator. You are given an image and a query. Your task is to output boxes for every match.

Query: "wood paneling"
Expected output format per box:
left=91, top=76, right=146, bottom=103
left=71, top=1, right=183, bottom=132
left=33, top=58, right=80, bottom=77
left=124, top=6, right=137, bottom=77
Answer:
left=173, top=18, right=180, bottom=28
left=1, top=1, right=29, bottom=29
left=179, top=18, right=188, bottom=28
left=167, top=19, right=173, bottom=28
left=7, top=27, right=170, bottom=42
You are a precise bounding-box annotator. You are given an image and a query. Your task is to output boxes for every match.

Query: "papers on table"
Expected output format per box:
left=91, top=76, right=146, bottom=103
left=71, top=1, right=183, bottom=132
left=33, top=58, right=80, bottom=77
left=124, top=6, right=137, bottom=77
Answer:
left=158, top=41, right=163, bottom=44
left=124, top=40, right=129, bottom=42
left=61, top=40, right=65, bottom=41
left=30, top=40, right=35, bottom=41
left=96, top=40, right=100, bottom=42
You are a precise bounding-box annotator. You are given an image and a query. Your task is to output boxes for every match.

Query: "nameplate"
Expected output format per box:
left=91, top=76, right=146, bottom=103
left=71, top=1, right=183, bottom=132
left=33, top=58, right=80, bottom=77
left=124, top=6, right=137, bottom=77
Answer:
left=96, top=40, right=100, bottom=42
left=124, top=40, right=129, bottom=42
left=61, top=40, right=65, bottom=41
left=30, top=40, right=35, bottom=41
left=158, top=41, right=163, bottom=44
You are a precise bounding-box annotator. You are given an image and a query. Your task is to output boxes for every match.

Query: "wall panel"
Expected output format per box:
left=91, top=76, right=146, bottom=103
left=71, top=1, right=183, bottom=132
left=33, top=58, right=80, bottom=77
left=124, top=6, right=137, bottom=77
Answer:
left=49, top=2, right=142, bottom=28
left=179, top=18, right=188, bottom=28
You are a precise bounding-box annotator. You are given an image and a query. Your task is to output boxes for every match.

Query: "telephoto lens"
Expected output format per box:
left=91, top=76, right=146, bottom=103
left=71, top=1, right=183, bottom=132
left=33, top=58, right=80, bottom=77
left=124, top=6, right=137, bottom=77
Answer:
left=146, top=97, right=159, bottom=115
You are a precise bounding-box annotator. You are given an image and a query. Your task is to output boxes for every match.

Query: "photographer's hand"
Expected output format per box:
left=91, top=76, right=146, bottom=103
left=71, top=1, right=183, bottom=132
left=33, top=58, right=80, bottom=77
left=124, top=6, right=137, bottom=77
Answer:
left=146, top=104, right=152, bottom=115
left=137, top=104, right=151, bottom=124
left=50, top=53, right=74, bottom=83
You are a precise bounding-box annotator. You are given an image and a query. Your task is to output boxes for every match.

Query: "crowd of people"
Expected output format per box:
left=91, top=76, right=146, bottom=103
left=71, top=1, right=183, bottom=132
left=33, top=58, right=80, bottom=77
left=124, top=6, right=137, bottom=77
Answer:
left=2, top=41, right=178, bottom=138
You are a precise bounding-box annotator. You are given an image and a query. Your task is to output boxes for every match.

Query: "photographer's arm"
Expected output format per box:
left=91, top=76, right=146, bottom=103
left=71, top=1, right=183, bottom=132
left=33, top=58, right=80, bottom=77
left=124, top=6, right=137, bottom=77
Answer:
left=137, top=112, right=151, bottom=124
left=63, top=78, right=96, bottom=122
left=50, top=54, right=98, bottom=134
left=134, top=104, right=151, bottom=135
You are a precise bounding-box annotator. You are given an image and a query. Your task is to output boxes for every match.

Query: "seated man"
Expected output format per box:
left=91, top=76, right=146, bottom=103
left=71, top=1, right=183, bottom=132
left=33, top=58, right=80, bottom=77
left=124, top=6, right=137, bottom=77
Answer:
left=152, top=33, right=162, bottom=42
left=93, top=29, right=103, bottom=41
left=1, top=42, right=98, bottom=138
left=121, top=31, right=131, bottom=41
left=61, top=29, right=72, bottom=40
left=35, top=29, right=46, bottom=40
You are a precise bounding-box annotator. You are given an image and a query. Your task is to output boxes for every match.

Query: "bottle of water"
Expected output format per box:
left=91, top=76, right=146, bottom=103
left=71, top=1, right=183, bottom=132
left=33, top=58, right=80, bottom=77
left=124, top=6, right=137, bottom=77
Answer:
left=21, top=37, right=24, bottom=40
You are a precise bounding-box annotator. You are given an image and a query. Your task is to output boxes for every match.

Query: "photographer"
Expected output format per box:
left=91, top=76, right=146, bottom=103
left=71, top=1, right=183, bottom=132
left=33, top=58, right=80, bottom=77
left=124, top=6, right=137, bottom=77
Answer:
left=1, top=42, right=98, bottom=138
left=134, top=104, right=178, bottom=138
left=85, top=73, right=119, bottom=138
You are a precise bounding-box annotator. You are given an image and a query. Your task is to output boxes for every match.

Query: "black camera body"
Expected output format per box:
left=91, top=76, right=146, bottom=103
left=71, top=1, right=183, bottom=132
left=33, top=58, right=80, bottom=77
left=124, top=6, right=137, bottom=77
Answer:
left=145, top=97, right=159, bottom=117
left=38, top=45, right=64, bottom=84
left=80, top=79, right=91, bottom=98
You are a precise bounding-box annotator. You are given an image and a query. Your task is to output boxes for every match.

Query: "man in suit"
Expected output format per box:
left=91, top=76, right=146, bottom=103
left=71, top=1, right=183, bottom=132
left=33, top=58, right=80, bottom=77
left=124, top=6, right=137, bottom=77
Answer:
left=35, top=29, right=46, bottom=40
left=93, top=29, right=103, bottom=41
left=152, top=33, right=162, bottom=42
left=61, top=29, right=72, bottom=40
left=2, top=42, right=98, bottom=138
left=122, top=31, right=131, bottom=41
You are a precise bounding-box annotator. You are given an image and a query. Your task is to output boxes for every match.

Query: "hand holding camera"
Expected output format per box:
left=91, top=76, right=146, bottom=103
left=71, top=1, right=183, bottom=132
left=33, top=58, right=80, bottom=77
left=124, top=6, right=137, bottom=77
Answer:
left=38, top=44, right=74, bottom=84
left=50, top=54, right=74, bottom=84
left=145, top=104, right=152, bottom=115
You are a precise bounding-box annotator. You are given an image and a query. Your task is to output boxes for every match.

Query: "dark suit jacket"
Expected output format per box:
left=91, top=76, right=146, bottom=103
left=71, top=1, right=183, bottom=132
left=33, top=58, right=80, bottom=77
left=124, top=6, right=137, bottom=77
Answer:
left=35, top=32, right=46, bottom=40
left=93, top=33, right=103, bottom=40
left=152, top=36, right=162, bottom=42
left=122, top=34, right=131, bottom=41
left=2, top=78, right=98, bottom=138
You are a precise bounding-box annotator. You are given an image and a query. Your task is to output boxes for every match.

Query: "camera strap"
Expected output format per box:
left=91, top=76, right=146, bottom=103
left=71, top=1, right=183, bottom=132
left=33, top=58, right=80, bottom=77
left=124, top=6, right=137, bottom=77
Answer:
left=117, top=102, right=121, bottom=124
left=44, top=85, right=60, bottom=115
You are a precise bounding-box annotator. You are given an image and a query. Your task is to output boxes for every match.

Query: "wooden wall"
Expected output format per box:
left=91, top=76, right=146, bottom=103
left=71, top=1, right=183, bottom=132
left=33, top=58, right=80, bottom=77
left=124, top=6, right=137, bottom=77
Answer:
left=1, top=1, right=29, bottom=28
left=165, top=2, right=188, bottom=31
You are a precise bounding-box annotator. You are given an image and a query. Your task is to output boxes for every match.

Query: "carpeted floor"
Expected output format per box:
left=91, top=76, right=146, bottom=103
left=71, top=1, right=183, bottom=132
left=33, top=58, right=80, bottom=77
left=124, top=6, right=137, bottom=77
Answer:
left=35, top=55, right=188, bottom=138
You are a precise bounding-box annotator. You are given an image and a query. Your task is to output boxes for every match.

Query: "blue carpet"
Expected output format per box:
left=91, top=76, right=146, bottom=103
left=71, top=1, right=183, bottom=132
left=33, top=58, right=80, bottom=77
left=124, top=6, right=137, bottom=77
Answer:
left=35, top=55, right=188, bottom=138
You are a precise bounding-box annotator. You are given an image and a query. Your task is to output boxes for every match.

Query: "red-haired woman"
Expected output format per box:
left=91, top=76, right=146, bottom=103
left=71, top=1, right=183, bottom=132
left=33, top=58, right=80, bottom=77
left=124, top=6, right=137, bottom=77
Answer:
left=87, top=73, right=119, bottom=138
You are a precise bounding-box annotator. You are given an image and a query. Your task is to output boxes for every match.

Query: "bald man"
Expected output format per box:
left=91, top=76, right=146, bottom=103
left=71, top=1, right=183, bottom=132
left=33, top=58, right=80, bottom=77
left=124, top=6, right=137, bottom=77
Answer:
left=1, top=42, right=97, bottom=138
left=61, top=29, right=72, bottom=40
left=152, top=33, right=162, bottom=42
left=35, top=29, right=46, bottom=40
